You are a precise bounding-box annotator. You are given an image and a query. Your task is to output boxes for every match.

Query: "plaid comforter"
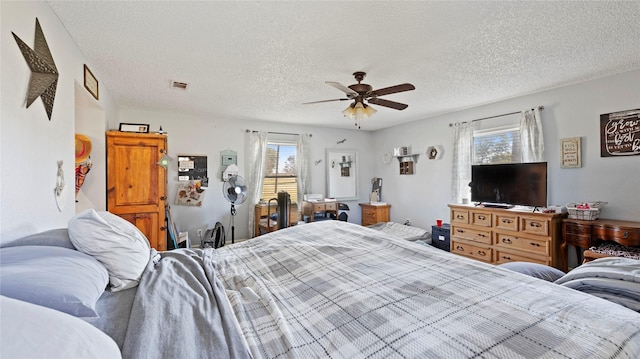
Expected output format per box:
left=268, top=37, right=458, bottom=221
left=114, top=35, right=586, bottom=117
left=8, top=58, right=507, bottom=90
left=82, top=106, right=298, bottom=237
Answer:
left=213, top=221, right=640, bottom=358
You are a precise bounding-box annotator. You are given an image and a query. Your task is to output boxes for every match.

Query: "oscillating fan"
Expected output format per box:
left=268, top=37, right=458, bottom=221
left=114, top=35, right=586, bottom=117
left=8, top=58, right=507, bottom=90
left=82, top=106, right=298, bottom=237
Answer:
left=222, top=175, right=248, bottom=244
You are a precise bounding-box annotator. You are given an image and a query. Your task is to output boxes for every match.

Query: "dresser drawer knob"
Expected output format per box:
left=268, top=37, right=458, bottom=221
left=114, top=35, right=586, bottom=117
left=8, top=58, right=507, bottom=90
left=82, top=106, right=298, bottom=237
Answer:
left=623, top=231, right=630, bottom=238
left=502, top=238, right=512, bottom=244
left=501, top=218, right=512, bottom=224
left=502, top=256, right=511, bottom=260
left=530, top=242, right=541, bottom=247
left=477, top=250, right=486, bottom=256
left=478, top=233, right=486, bottom=237
left=456, top=229, right=465, bottom=234
left=478, top=215, right=486, bottom=220
left=456, top=245, right=464, bottom=251
left=530, top=222, right=541, bottom=228
left=456, top=215, right=464, bottom=219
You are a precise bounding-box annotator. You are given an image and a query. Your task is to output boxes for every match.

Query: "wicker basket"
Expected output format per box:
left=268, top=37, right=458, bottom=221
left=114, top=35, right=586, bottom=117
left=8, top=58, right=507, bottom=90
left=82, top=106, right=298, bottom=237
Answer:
left=566, top=201, right=607, bottom=220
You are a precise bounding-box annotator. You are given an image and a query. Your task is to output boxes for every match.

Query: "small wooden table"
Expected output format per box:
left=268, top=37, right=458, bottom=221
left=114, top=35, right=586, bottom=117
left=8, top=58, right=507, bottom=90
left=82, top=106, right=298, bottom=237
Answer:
left=301, top=200, right=337, bottom=222
left=254, top=202, right=298, bottom=237
left=561, top=218, right=640, bottom=269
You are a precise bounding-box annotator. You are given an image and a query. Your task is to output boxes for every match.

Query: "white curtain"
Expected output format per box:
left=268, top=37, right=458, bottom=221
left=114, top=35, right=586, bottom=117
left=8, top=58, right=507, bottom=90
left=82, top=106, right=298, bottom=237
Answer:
left=296, top=134, right=311, bottom=204
left=247, top=131, right=268, bottom=238
left=451, top=122, right=473, bottom=204
left=520, top=108, right=544, bottom=162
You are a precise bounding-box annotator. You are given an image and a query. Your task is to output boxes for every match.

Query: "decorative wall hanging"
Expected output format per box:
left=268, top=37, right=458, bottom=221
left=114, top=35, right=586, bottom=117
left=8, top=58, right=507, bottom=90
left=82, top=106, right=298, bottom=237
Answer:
left=54, top=160, right=66, bottom=212
left=12, top=18, right=58, bottom=120
left=175, top=180, right=206, bottom=207
left=178, top=155, right=208, bottom=187
left=157, top=153, right=173, bottom=169
left=75, top=134, right=93, bottom=197
left=560, top=137, right=582, bottom=168
left=426, top=145, right=445, bottom=160
left=600, top=108, right=640, bottom=157
left=83, top=64, right=98, bottom=100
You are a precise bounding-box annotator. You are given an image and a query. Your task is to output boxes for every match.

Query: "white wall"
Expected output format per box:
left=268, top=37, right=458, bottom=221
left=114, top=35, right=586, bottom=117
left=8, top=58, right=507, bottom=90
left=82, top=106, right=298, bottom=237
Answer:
left=1, top=1, right=118, bottom=242
left=372, top=69, right=640, bottom=231
left=113, top=109, right=375, bottom=242
left=2, top=1, right=638, bottom=246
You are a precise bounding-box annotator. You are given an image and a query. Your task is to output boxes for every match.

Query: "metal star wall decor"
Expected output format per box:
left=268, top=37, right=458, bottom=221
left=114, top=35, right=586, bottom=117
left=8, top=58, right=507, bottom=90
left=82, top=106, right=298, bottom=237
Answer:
left=12, top=18, right=58, bottom=120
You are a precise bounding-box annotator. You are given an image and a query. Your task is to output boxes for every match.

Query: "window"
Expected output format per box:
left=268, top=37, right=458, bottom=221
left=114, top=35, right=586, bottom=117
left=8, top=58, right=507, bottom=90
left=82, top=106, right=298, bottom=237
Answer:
left=473, top=115, right=521, bottom=165
left=261, top=141, right=298, bottom=203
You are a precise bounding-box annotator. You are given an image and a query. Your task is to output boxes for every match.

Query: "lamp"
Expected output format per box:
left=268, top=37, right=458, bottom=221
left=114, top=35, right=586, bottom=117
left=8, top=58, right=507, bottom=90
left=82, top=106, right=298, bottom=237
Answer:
left=343, top=101, right=377, bottom=129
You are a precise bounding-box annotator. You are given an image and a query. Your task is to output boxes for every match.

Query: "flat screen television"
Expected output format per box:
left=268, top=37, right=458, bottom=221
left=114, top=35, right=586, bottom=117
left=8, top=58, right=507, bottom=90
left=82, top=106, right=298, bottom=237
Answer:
left=470, top=162, right=547, bottom=208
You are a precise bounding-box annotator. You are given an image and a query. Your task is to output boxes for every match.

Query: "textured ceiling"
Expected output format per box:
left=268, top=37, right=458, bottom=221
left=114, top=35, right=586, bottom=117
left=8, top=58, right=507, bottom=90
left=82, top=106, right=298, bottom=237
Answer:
left=48, top=1, right=640, bottom=131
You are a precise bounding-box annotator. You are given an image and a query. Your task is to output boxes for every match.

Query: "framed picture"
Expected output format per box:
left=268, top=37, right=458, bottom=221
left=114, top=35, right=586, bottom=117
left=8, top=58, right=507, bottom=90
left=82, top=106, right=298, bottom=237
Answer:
left=560, top=137, right=581, bottom=168
left=119, top=123, right=150, bottom=133
left=600, top=108, right=640, bottom=157
left=83, top=65, right=98, bottom=100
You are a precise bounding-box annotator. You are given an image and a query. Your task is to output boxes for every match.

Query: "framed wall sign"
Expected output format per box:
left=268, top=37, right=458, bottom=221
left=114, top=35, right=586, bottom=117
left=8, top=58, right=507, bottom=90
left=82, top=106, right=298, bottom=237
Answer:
left=560, top=137, right=581, bottom=168
left=83, top=65, right=98, bottom=100
left=119, top=123, right=149, bottom=133
left=600, top=108, right=640, bottom=157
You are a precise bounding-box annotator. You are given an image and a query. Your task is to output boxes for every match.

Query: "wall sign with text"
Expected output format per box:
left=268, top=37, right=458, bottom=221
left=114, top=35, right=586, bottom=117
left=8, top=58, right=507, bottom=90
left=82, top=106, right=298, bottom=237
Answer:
left=600, top=109, right=640, bottom=157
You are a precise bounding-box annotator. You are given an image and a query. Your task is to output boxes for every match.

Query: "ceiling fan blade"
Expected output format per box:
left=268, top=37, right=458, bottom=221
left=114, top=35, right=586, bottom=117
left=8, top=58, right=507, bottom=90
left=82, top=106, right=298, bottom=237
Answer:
left=325, top=81, right=359, bottom=97
left=302, top=98, right=350, bottom=105
left=369, top=83, right=415, bottom=97
left=367, top=97, right=409, bottom=110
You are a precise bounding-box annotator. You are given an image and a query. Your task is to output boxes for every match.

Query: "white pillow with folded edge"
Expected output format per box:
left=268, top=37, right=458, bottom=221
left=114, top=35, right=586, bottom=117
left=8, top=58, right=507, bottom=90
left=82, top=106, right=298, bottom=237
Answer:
left=1, top=295, right=122, bottom=359
left=69, top=209, right=150, bottom=292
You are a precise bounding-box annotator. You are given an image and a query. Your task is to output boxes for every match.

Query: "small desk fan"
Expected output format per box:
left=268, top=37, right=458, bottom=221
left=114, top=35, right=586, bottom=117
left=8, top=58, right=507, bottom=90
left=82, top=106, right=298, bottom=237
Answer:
left=222, top=175, right=247, bottom=243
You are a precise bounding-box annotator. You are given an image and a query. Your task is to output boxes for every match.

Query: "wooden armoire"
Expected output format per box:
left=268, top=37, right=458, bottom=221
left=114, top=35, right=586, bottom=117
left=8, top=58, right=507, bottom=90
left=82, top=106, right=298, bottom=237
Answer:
left=106, top=131, right=168, bottom=251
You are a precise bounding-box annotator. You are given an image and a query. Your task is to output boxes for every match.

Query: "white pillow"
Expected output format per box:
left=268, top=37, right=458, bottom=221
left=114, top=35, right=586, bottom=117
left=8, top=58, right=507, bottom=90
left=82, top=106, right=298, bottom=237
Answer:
left=1, top=295, right=122, bottom=359
left=69, top=209, right=150, bottom=292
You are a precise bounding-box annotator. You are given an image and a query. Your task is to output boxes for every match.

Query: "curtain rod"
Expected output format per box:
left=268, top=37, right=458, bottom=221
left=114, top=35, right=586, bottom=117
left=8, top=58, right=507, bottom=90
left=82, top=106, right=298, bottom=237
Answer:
left=245, top=129, right=312, bottom=137
left=449, top=105, right=544, bottom=127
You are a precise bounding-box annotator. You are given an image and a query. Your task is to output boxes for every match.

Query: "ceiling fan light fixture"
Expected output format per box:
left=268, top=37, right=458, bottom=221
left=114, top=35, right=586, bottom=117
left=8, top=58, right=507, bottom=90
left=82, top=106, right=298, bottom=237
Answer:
left=363, top=103, right=377, bottom=117
left=342, top=104, right=356, bottom=119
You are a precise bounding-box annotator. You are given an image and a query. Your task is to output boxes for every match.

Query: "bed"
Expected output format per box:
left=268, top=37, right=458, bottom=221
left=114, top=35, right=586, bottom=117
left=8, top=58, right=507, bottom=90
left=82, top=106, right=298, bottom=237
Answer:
left=2, top=210, right=640, bottom=358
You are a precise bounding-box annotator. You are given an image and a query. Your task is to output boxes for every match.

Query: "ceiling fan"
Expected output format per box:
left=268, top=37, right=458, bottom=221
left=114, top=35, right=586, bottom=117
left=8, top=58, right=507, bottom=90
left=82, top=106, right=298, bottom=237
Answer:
left=304, top=71, right=415, bottom=128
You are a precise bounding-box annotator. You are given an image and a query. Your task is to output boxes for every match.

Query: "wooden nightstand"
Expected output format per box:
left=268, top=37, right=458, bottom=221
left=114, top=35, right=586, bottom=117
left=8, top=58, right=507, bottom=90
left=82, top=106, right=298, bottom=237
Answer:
left=360, top=203, right=391, bottom=226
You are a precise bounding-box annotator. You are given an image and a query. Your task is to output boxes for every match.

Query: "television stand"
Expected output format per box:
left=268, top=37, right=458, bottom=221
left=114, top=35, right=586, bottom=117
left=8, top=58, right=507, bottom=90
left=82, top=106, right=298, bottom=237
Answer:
left=480, top=203, right=513, bottom=209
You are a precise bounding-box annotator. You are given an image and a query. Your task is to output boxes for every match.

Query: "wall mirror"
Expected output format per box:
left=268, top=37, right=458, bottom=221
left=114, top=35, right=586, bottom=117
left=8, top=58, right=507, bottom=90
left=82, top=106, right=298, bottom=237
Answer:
left=326, top=149, right=358, bottom=200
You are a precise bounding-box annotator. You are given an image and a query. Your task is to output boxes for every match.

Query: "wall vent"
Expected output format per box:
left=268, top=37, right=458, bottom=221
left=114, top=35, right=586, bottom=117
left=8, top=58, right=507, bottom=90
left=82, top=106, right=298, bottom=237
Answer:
left=171, top=81, right=189, bottom=90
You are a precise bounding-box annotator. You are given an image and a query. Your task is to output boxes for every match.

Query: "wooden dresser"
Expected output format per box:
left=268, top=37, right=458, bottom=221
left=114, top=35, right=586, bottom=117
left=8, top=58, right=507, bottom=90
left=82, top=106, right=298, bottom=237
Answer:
left=360, top=203, right=391, bottom=226
left=448, top=204, right=567, bottom=270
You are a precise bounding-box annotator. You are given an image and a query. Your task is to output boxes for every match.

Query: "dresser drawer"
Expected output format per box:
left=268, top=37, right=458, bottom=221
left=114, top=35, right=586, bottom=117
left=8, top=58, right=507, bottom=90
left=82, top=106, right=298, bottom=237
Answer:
left=494, top=213, right=519, bottom=231
left=451, top=239, right=492, bottom=263
left=324, top=202, right=337, bottom=211
left=470, top=211, right=492, bottom=227
left=593, top=225, right=640, bottom=246
left=451, top=226, right=492, bottom=245
left=362, top=209, right=377, bottom=223
left=451, top=209, right=469, bottom=224
left=564, top=222, right=591, bottom=236
left=520, top=217, right=549, bottom=236
left=495, top=250, right=551, bottom=266
left=495, top=233, right=549, bottom=256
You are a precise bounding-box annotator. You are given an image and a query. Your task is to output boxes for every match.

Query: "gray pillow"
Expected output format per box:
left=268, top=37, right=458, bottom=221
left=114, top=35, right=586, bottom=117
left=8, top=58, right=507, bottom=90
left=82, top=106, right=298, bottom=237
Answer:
left=0, top=246, right=109, bottom=318
left=1, top=228, right=75, bottom=249
left=498, top=261, right=566, bottom=282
